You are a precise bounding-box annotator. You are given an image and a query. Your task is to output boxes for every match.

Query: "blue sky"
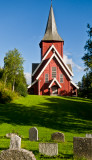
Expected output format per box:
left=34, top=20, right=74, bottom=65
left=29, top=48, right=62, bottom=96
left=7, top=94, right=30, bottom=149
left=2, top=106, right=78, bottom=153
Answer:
left=0, top=0, right=92, bottom=84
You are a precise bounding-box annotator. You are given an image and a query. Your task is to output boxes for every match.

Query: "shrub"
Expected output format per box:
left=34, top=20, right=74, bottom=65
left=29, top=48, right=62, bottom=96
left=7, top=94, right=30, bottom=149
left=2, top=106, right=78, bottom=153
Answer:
left=15, top=83, right=27, bottom=97
left=0, top=82, right=18, bottom=103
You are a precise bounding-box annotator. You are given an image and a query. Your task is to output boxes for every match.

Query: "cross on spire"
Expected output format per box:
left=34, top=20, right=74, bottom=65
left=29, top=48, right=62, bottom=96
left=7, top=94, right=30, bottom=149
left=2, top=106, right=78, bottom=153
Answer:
left=51, top=0, right=52, bottom=5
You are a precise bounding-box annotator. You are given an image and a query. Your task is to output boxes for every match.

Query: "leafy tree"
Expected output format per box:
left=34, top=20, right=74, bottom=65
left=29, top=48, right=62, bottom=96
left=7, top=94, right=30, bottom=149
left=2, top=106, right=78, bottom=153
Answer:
left=78, top=24, right=92, bottom=98
left=82, top=24, right=92, bottom=71
left=4, top=48, right=26, bottom=92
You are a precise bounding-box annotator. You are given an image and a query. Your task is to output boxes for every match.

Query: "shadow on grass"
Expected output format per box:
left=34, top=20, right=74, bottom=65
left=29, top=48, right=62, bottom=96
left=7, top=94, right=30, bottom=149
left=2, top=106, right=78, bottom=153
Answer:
left=40, top=153, right=73, bottom=159
left=0, top=96, right=92, bottom=133
left=0, top=147, right=8, bottom=151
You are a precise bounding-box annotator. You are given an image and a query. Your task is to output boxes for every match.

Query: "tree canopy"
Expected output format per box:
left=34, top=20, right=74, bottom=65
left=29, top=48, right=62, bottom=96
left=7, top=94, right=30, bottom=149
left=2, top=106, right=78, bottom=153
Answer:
left=82, top=24, right=92, bottom=71
left=3, top=48, right=27, bottom=95
left=78, top=24, right=92, bottom=98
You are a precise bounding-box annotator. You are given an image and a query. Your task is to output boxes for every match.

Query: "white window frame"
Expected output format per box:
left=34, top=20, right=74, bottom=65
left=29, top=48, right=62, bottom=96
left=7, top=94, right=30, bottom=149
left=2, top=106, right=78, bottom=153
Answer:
left=60, top=74, right=63, bottom=83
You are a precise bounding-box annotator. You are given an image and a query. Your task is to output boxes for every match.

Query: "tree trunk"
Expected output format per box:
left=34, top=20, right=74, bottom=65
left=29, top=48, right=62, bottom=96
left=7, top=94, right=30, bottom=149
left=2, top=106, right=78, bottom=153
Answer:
left=12, top=79, right=15, bottom=92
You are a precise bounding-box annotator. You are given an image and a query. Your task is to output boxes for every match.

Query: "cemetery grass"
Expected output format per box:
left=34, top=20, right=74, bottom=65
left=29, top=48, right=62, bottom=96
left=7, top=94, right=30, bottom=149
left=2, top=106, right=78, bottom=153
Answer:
left=0, top=95, right=92, bottom=160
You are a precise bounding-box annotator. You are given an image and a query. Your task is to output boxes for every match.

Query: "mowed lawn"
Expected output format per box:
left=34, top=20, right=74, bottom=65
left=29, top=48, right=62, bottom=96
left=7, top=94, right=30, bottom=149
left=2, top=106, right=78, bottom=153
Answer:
left=0, top=95, right=92, bottom=160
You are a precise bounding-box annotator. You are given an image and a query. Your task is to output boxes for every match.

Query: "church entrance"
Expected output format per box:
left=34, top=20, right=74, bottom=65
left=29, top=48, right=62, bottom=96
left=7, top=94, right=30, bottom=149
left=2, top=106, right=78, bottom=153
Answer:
left=51, top=86, right=58, bottom=95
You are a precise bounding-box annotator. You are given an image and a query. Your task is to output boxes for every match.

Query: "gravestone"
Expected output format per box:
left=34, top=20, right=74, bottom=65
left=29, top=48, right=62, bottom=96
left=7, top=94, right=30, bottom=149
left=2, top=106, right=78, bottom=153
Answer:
left=73, top=137, right=92, bottom=160
left=51, top=132, right=65, bottom=142
left=29, top=127, right=38, bottom=141
left=39, top=143, right=58, bottom=156
left=10, top=134, right=21, bottom=149
left=86, top=134, right=92, bottom=138
left=0, top=149, right=36, bottom=160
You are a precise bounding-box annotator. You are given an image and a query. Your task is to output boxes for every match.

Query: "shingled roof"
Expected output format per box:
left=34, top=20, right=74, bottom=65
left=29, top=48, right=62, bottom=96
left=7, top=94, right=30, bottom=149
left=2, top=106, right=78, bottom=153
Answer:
left=42, top=4, right=64, bottom=42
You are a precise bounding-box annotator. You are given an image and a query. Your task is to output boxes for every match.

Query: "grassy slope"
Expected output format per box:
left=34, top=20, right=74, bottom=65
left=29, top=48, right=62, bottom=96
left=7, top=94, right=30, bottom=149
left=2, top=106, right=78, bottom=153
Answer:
left=0, top=95, right=92, bottom=160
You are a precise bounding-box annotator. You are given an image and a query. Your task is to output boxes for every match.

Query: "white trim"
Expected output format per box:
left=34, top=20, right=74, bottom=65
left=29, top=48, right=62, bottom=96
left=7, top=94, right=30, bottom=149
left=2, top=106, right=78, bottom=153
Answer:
left=32, top=45, right=54, bottom=76
left=36, top=53, right=72, bottom=80
left=27, top=80, right=37, bottom=89
left=43, top=45, right=74, bottom=76
left=48, top=78, right=62, bottom=88
left=70, top=81, right=79, bottom=89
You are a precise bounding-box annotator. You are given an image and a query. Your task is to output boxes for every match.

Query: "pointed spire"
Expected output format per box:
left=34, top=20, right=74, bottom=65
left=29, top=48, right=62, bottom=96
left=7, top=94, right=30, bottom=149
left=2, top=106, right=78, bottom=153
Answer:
left=42, top=4, right=64, bottom=41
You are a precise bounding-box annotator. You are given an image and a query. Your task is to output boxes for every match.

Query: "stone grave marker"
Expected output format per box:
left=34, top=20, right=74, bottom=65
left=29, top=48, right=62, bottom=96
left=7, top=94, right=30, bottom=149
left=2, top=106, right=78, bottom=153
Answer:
left=0, top=149, right=36, bottom=160
left=29, top=127, right=38, bottom=141
left=39, top=143, right=58, bottom=156
left=51, top=132, right=65, bottom=142
left=73, top=137, right=92, bottom=160
left=10, top=134, right=21, bottom=150
left=86, top=133, right=92, bottom=138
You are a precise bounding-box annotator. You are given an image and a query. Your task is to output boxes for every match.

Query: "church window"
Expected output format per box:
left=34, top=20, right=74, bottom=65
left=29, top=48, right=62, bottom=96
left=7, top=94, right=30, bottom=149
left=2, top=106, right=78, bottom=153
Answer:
left=45, top=74, right=49, bottom=83
left=60, top=74, right=63, bottom=83
left=52, top=67, right=56, bottom=78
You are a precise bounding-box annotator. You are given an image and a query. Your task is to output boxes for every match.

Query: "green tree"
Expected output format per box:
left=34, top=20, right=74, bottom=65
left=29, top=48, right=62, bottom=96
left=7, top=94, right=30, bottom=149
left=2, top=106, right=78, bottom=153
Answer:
left=4, top=48, right=25, bottom=91
left=78, top=24, right=92, bottom=98
left=82, top=24, right=92, bottom=71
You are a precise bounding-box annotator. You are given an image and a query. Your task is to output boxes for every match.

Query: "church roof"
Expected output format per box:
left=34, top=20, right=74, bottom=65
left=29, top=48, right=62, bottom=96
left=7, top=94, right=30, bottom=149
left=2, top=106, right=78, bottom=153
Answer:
left=42, top=4, right=64, bottom=42
left=32, top=63, right=39, bottom=74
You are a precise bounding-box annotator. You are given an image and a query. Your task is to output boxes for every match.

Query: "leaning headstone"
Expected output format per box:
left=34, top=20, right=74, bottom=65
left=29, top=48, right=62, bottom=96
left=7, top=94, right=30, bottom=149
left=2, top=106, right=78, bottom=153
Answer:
left=73, top=137, right=92, bottom=159
left=86, top=134, right=92, bottom=138
left=39, top=143, right=58, bottom=156
left=10, top=134, right=21, bottom=150
left=29, top=127, right=38, bottom=141
left=51, top=132, right=65, bottom=142
left=0, top=149, right=36, bottom=160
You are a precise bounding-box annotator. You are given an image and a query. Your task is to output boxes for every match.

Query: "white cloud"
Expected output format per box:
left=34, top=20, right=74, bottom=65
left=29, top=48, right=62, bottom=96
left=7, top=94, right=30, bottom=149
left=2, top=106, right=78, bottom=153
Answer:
left=63, top=54, right=83, bottom=71
left=63, top=54, right=73, bottom=66
left=24, top=72, right=31, bottom=85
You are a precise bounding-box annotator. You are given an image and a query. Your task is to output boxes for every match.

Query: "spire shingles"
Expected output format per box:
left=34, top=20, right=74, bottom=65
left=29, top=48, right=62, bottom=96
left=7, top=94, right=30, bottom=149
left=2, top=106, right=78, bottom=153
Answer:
left=42, top=5, right=64, bottom=41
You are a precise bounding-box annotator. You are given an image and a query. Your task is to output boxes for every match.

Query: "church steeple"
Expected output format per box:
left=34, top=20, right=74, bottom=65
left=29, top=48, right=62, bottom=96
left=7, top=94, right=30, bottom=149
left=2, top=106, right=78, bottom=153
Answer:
left=42, top=4, right=64, bottom=42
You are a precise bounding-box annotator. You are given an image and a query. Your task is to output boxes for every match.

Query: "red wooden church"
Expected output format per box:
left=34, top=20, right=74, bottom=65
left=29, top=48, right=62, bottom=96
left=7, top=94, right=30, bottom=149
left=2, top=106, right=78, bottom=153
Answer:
left=28, top=4, right=79, bottom=96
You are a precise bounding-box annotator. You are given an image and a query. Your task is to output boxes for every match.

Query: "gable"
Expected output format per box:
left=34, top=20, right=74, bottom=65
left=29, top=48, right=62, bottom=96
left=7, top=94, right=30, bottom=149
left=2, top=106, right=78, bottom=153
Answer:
left=36, top=53, right=72, bottom=80
left=32, top=45, right=74, bottom=77
left=48, top=78, right=62, bottom=88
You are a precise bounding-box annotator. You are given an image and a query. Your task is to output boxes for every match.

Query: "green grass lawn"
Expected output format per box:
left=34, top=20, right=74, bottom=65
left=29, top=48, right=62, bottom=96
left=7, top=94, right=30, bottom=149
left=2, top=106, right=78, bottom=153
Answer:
left=0, top=95, right=92, bottom=159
